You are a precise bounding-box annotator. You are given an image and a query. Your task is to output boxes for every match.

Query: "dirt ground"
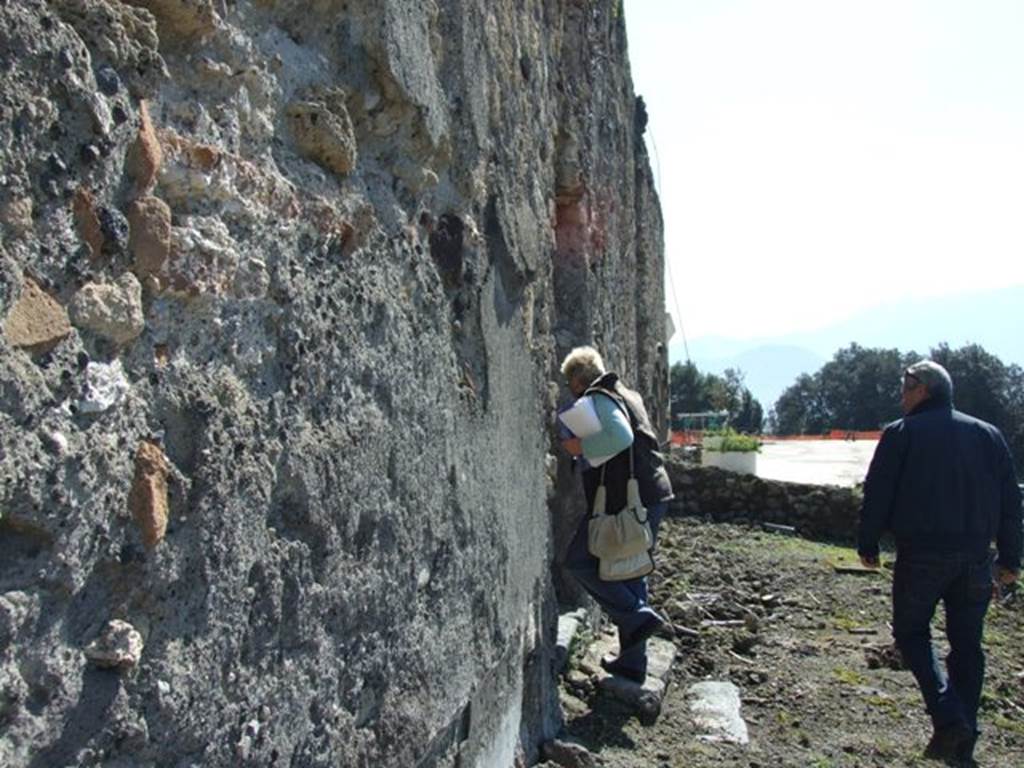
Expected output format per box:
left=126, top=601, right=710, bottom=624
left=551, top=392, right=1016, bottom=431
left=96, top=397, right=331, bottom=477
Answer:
left=559, top=516, right=1024, bottom=768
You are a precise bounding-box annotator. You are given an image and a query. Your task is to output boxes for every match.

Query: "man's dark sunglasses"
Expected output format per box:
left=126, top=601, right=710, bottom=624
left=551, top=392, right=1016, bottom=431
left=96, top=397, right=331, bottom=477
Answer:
left=901, top=372, right=922, bottom=392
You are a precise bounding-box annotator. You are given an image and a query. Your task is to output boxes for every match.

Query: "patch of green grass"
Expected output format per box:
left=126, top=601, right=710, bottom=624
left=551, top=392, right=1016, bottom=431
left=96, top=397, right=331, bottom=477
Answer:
left=865, top=695, right=903, bottom=719
left=710, top=533, right=859, bottom=567
left=764, top=535, right=861, bottom=565
left=983, top=625, right=1009, bottom=648
left=775, top=709, right=794, bottom=726
left=567, top=624, right=593, bottom=667
left=872, top=738, right=903, bottom=757
left=980, top=690, right=1024, bottom=734
left=703, top=429, right=761, bottom=453
left=992, top=715, right=1024, bottom=735
left=832, top=667, right=868, bottom=686
left=832, top=613, right=861, bottom=632
left=707, top=537, right=760, bottom=557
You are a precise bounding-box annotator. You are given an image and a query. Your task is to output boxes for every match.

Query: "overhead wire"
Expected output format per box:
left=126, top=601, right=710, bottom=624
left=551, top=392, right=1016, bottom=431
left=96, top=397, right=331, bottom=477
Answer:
left=645, top=123, right=690, bottom=363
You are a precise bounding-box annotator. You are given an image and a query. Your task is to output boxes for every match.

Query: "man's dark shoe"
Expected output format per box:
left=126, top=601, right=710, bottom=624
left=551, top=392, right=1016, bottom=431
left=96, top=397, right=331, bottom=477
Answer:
left=622, top=612, right=669, bottom=651
left=954, top=729, right=979, bottom=767
left=923, top=722, right=973, bottom=762
left=600, top=655, right=647, bottom=684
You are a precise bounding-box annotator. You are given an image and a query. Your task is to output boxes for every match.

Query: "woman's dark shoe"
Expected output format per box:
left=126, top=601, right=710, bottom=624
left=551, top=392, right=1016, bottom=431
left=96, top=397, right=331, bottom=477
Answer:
left=622, top=612, right=669, bottom=650
left=600, top=655, right=647, bottom=684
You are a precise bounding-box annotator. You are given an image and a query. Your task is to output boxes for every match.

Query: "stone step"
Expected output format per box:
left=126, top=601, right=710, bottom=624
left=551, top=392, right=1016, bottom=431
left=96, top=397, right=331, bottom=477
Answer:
left=582, top=632, right=676, bottom=719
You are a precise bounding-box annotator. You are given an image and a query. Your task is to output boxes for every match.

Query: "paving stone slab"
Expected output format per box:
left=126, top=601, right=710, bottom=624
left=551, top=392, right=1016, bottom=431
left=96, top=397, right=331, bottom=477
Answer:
left=687, top=680, right=750, bottom=745
left=585, top=632, right=676, bottom=717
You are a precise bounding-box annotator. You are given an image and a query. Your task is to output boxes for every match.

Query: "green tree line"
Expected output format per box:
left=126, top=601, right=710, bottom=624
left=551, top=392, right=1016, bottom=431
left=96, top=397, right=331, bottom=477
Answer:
left=668, top=362, right=764, bottom=433
left=670, top=342, right=1024, bottom=475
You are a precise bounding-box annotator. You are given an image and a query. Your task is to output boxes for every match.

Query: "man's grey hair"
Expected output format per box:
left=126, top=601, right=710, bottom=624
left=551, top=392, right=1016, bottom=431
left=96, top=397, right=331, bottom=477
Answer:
left=560, top=346, right=605, bottom=387
left=905, top=360, right=954, bottom=401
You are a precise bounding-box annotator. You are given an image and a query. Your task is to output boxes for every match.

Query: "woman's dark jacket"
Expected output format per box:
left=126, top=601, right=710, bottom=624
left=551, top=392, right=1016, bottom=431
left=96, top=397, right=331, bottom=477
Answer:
left=857, top=394, right=1022, bottom=570
left=580, top=372, right=674, bottom=515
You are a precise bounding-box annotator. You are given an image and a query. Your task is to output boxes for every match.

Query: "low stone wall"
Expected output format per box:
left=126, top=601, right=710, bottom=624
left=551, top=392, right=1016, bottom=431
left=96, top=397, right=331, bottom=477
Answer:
left=665, top=460, right=863, bottom=542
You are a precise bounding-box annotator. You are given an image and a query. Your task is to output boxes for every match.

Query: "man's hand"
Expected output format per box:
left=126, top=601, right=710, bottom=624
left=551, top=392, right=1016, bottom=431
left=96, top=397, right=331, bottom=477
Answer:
left=996, top=565, right=1019, bottom=586
left=992, top=566, right=1019, bottom=600
left=561, top=437, right=582, bottom=457
left=860, top=554, right=880, bottom=570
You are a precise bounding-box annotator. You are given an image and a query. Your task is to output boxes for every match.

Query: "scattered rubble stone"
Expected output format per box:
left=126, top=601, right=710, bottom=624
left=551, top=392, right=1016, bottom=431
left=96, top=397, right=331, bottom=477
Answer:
left=83, top=619, right=144, bottom=669
left=540, top=739, right=596, bottom=768
left=865, top=643, right=905, bottom=671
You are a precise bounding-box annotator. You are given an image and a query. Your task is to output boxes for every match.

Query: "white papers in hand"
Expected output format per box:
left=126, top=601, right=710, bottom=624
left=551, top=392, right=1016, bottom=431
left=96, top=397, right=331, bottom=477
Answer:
left=585, top=452, right=615, bottom=468
left=558, top=396, right=603, bottom=438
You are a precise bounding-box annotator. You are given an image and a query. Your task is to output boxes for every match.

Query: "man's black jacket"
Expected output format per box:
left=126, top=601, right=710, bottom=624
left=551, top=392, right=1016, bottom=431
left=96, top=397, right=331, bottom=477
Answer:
left=857, top=395, right=1022, bottom=571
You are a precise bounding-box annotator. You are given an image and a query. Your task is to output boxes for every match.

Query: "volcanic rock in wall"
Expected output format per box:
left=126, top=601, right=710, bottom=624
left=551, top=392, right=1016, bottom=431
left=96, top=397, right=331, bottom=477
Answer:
left=0, top=1, right=667, bottom=766
left=2, top=277, right=72, bottom=351
left=128, top=439, right=172, bottom=549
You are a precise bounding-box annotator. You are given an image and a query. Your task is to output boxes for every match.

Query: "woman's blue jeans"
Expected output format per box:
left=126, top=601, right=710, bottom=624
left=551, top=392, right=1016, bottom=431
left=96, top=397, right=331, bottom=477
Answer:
left=564, top=501, right=668, bottom=674
left=891, top=550, right=993, bottom=733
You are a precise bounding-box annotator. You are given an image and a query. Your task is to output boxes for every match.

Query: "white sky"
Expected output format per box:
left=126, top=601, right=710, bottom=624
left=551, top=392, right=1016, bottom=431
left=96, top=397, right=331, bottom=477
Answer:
left=623, top=0, right=1024, bottom=340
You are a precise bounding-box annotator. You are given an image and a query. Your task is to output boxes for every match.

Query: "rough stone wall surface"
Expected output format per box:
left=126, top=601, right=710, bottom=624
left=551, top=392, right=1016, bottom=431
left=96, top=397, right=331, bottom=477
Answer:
left=666, top=461, right=864, bottom=542
left=0, top=1, right=665, bottom=766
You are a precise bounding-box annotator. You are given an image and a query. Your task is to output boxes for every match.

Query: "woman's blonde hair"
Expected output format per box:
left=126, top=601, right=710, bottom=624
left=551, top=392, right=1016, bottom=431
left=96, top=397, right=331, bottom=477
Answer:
left=560, top=346, right=605, bottom=387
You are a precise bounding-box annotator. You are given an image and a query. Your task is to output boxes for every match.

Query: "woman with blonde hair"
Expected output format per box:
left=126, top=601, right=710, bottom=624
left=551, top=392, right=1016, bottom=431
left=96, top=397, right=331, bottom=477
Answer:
left=559, top=346, right=674, bottom=683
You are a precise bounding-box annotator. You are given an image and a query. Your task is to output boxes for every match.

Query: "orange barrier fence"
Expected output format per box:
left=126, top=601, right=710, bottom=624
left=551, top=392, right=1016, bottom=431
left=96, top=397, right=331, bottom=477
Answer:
left=825, top=429, right=883, bottom=441
left=671, top=429, right=882, bottom=446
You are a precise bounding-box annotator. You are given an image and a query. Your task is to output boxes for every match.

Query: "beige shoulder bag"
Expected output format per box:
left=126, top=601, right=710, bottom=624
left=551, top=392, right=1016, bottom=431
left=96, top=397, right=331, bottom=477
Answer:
left=586, top=398, right=655, bottom=581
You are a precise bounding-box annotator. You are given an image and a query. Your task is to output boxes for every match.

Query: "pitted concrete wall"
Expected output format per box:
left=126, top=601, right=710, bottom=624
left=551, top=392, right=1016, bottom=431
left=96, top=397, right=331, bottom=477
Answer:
left=0, top=1, right=665, bottom=766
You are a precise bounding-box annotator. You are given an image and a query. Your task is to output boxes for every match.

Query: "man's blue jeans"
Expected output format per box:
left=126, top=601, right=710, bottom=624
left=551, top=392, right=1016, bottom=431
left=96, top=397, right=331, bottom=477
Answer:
left=892, top=549, right=993, bottom=733
left=564, top=501, right=668, bottom=674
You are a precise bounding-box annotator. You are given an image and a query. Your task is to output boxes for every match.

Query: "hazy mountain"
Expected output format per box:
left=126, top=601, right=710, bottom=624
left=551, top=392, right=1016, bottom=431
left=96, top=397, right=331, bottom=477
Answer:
left=670, top=284, right=1024, bottom=411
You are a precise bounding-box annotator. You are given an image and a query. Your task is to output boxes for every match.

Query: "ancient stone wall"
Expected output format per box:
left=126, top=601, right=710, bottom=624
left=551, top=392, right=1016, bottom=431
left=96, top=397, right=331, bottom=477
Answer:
left=0, top=1, right=665, bottom=766
left=666, top=462, right=864, bottom=542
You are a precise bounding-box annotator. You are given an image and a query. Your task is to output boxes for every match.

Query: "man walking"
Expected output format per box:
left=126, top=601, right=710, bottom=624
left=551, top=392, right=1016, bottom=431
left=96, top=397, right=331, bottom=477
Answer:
left=858, top=360, right=1021, bottom=765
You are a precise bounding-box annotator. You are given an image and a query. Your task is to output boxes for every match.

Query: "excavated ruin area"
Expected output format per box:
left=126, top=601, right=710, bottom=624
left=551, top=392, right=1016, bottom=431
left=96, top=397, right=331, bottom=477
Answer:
left=559, top=515, right=1024, bottom=768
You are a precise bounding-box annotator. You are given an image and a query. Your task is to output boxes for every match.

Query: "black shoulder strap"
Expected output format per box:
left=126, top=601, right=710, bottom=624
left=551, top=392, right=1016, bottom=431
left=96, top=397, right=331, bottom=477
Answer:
left=584, top=385, right=636, bottom=426
left=584, top=385, right=636, bottom=479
